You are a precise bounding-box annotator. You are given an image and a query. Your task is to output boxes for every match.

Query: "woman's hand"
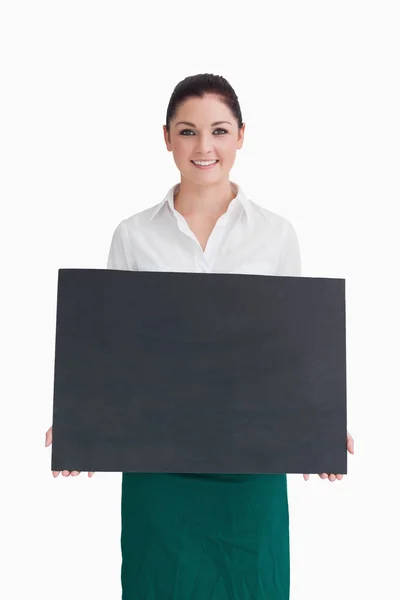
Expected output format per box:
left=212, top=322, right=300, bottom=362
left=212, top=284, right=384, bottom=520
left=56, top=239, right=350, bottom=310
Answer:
left=303, top=431, right=354, bottom=482
left=45, top=426, right=95, bottom=478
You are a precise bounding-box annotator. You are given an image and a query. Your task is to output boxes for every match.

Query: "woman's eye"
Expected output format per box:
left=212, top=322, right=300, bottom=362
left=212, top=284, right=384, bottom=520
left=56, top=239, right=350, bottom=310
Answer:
left=179, top=128, right=228, bottom=136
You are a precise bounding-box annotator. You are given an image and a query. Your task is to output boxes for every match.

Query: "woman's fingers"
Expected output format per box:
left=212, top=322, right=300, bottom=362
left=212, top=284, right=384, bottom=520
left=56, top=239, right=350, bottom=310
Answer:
left=45, top=427, right=58, bottom=476
left=45, top=426, right=53, bottom=447
left=57, top=470, right=95, bottom=477
left=305, top=473, right=344, bottom=481
left=317, top=473, right=345, bottom=481
left=347, top=432, right=355, bottom=454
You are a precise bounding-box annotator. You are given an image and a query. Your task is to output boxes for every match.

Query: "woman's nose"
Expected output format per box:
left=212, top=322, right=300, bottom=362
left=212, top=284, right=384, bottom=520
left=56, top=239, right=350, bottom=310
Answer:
left=194, top=133, right=215, bottom=153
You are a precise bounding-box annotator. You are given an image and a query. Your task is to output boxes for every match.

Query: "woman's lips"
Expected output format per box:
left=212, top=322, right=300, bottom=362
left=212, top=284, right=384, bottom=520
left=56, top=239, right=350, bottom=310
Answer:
left=191, top=160, right=219, bottom=170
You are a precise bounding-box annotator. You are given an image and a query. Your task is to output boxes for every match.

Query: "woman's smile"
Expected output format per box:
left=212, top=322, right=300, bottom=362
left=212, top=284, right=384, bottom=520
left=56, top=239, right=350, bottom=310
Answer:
left=191, top=159, right=219, bottom=170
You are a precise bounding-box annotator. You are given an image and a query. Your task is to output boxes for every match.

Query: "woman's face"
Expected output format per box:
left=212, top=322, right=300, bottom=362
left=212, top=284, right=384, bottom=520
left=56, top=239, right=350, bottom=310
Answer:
left=163, top=94, right=245, bottom=185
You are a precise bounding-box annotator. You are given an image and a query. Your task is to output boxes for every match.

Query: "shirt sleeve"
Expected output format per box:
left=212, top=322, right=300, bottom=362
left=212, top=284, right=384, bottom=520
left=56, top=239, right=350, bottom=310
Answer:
left=276, top=220, right=302, bottom=277
left=106, top=220, right=137, bottom=270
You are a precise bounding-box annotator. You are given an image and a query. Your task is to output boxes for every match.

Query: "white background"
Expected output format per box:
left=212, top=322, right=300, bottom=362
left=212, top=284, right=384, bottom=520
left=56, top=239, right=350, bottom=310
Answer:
left=1, top=1, right=399, bottom=598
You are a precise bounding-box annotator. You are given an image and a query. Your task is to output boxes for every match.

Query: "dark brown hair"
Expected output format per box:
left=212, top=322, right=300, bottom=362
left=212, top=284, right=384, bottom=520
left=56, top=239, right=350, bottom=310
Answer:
left=165, top=73, right=244, bottom=134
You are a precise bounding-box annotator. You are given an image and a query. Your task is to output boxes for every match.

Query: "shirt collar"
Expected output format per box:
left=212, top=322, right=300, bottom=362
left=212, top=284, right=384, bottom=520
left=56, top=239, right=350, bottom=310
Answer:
left=149, top=181, right=252, bottom=222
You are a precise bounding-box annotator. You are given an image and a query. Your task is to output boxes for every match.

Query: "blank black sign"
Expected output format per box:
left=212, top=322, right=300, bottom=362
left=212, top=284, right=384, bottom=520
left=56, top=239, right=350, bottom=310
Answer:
left=51, top=269, right=347, bottom=474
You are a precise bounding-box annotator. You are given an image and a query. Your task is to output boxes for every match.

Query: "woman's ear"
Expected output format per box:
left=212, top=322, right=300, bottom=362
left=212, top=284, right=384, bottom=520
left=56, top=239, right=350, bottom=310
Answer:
left=237, top=123, right=245, bottom=149
left=163, top=125, right=172, bottom=151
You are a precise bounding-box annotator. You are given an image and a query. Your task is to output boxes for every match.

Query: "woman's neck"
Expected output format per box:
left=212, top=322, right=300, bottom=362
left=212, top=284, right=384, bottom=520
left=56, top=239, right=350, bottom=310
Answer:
left=173, top=178, right=236, bottom=218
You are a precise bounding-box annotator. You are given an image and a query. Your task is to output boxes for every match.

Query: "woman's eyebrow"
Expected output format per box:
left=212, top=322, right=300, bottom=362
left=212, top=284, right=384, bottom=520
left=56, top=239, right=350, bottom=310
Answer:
left=174, top=121, right=232, bottom=127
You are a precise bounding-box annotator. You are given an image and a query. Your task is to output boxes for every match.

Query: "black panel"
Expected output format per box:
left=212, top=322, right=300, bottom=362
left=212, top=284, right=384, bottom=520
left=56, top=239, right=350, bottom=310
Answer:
left=51, top=269, right=347, bottom=474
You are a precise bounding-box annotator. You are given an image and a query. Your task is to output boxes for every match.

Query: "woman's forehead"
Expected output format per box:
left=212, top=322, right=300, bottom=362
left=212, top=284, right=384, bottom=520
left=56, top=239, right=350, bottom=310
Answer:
left=173, top=95, right=233, bottom=122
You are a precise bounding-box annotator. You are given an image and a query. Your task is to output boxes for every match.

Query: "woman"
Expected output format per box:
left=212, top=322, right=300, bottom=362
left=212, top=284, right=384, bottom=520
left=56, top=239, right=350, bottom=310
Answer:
left=46, top=73, right=354, bottom=599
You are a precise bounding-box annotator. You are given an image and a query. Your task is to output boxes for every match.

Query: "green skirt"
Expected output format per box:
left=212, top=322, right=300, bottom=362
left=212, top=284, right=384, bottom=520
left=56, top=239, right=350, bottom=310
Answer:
left=121, top=473, right=290, bottom=600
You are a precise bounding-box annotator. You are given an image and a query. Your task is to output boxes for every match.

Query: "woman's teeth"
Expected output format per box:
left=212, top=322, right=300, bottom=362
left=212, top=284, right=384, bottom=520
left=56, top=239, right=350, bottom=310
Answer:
left=191, top=160, right=219, bottom=169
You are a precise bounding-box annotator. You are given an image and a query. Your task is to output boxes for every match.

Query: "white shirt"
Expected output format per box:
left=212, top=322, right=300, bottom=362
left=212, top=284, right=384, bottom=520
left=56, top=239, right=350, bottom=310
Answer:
left=107, top=181, right=301, bottom=277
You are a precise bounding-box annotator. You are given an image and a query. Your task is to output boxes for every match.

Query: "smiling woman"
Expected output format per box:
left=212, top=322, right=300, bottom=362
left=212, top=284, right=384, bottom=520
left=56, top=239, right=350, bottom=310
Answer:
left=110, top=73, right=299, bottom=600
